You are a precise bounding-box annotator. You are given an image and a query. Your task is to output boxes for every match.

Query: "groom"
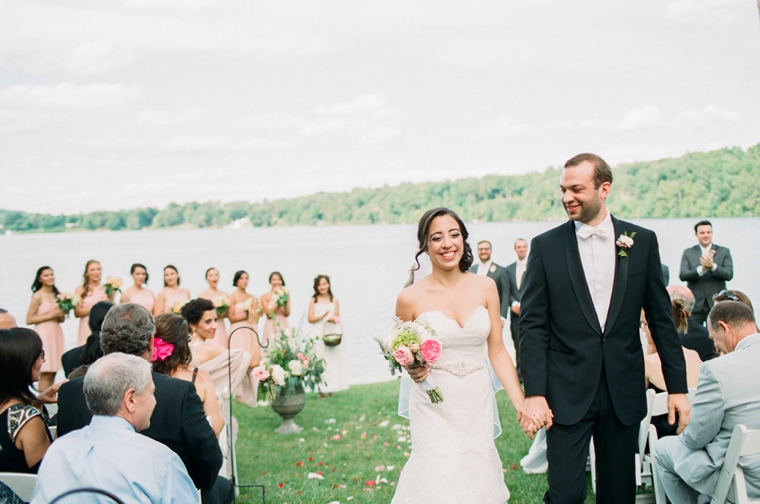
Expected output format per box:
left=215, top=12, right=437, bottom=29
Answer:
left=518, top=153, right=690, bottom=503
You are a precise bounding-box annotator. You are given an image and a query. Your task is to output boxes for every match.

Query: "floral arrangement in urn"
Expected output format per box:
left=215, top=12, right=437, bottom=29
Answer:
left=253, top=326, right=326, bottom=402
left=104, top=276, right=123, bottom=297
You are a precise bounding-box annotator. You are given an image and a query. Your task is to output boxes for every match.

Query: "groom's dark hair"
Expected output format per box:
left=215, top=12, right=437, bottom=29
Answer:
left=414, top=207, right=474, bottom=274
left=564, top=153, right=613, bottom=189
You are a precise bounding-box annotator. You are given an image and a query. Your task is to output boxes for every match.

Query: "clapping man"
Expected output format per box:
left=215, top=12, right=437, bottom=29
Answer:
left=679, top=220, right=734, bottom=325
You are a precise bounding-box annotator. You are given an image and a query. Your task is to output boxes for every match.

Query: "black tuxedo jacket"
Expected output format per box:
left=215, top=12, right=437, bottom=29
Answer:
left=520, top=217, right=688, bottom=427
left=679, top=244, right=733, bottom=313
left=469, top=262, right=509, bottom=318
left=681, top=316, right=717, bottom=362
left=504, top=261, right=524, bottom=328
left=56, top=371, right=222, bottom=491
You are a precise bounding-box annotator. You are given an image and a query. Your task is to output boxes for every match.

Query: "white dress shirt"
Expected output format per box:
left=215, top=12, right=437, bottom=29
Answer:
left=477, top=260, right=493, bottom=276
left=32, top=415, right=198, bottom=504
left=515, top=258, right=527, bottom=290
left=575, top=211, right=616, bottom=332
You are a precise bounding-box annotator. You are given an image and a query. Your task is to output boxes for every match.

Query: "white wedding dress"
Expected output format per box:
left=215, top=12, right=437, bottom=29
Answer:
left=391, top=306, right=510, bottom=503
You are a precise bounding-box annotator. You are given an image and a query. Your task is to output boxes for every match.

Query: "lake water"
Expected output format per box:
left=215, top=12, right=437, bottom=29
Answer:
left=1, top=217, right=758, bottom=384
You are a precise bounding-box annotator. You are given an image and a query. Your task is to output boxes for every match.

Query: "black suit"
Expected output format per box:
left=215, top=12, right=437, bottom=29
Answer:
left=681, top=316, right=717, bottom=362
left=60, top=346, right=84, bottom=377
left=57, top=371, right=230, bottom=503
left=679, top=244, right=733, bottom=324
left=469, top=262, right=509, bottom=319
left=520, top=217, right=687, bottom=503
left=504, top=260, right=525, bottom=377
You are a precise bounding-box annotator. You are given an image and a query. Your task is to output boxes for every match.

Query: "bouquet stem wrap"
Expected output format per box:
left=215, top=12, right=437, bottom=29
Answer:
left=418, top=374, right=443, bottom=404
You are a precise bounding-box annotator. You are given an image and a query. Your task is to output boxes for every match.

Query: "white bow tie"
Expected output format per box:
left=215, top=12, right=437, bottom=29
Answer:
left=577, top=225, right=608, bottom=240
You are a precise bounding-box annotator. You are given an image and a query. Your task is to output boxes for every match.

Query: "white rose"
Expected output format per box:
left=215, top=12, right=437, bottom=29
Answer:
left=288, top=360, right=304, bottom=376
left=270, top=365, right=286, bottom=386
left=618, top=235, right=634, bottom=247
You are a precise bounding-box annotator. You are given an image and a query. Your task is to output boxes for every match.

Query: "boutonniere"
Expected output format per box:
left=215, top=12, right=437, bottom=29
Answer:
left=616, top=231, right=636, bottom=257
left=490, top=264, right=497, bottom=273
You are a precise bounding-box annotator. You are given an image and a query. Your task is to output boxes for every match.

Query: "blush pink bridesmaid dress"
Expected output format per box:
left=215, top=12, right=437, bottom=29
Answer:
left=35, top=302, right=65, bottom=373
left=77, top=286, right=107, bottom=346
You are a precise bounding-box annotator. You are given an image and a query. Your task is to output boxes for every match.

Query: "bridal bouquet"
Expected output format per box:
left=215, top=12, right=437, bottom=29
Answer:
left=104, top=276, right=123, bottom=297
left=56, top=292, right=80, bottom=318
left=252, top=326, right=326, bottom=401
left=375, top=320, right=444, bottom=403
left=213, top=295, right=230, bottom=316
left=273, top=287, right=289, bottom=308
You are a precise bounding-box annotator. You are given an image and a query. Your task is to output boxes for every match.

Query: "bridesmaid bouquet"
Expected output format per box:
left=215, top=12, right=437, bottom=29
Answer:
left=171, top=300, right=188, bottom=315
left=213, top=295, right=230, bottom=316
left=244, top=296, right=261, bottom=317
left=104, top=276, right=123, bottom=297
left=273, top=287, right=289, bottom=308
left=375, top=320, right=444, bottom=403
left=56, top=292, right=81, bottom=318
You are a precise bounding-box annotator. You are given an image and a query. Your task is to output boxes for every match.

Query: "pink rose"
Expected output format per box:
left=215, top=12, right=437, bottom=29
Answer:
left=393, top=346, right=414, bottom=366
left=420, top=339, right=442, bottom=363
left=252, top=365, right=270, bottom=381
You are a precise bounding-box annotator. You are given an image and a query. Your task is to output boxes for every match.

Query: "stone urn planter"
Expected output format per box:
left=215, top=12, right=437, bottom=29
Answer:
left=271, top=388, right=305, bottom=434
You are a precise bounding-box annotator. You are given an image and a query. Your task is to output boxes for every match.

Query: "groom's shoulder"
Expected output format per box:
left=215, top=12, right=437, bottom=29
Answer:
left=534, top=221, right=571, bottom=244
left=614, top=217, right=656, bottom=240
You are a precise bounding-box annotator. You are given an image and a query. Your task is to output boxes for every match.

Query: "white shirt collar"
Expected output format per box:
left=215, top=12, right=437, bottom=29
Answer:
left=574, top=211, right=613, bottom=240
left=700, top=243, right=713, bottom=255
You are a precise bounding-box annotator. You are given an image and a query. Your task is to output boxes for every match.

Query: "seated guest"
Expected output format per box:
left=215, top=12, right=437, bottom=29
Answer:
left=0, top=308, right=17, bottom=329
left=153, top=313, right=225, bottom=435
left=61, top=301, right=113, bottom=378
left=0, top=328, right=56, bottom=473
left=668, top=285, right=717, bottom=362
left=654, top=301, right=760, bottom=503
left=56, top=303, right=232, bottom=504
left=32, top=353, right=198, bottom=503
left=714, top=289, right=754, bottom=313
left=182, top=298, right=259, bottom=406
left=643, top=301, right=703, bottom=438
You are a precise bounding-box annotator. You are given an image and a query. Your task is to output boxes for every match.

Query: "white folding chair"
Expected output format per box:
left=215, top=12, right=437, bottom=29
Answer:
left=645, top=392, right=670, bottom=503
left=0, top=472, right=37, bottom=502
left=590, top=388, right=657, bottom=495
left=710, top=425, right=760, bottom=504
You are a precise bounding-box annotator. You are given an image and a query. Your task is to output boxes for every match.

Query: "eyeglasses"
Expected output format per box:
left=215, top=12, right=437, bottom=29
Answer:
left=716, top=290, right=740, bottom=302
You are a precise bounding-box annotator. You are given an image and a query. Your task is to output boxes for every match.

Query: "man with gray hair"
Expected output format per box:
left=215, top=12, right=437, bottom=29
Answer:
left=0, top=308, right=17, bottom=329
left=654, top=301, right=760, bottom=502
left=33, top=353, right=198, bottom=503
left=668, top=285, right=717, bottom=361
left=56, top=303, right=231, bottom=504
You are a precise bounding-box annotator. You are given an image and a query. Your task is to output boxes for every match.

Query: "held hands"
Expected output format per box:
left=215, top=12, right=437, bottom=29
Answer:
left=669, top=393, right=691, bottom=435
left=518, top=395, right=554, bottom=440
left=511, top=304, right=520, bottom=315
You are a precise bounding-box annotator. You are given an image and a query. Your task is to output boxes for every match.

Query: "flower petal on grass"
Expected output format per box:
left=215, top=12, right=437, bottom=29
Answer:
left=331, top=434, right=341, bottom=441
left=374, top=465, right=385, bottom=472
left=307, top=472, right=324, bottom=479
left=378, top=420, right=389, bottom=427
left=360, top=431, right=367, bottom=439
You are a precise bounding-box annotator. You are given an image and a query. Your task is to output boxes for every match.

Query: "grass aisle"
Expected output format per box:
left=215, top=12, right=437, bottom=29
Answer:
left=233, top=380, right=595, bottom=504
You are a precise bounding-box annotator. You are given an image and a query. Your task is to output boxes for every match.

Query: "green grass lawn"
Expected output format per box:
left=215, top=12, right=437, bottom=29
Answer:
left=232, top=380, right=595, bottom=504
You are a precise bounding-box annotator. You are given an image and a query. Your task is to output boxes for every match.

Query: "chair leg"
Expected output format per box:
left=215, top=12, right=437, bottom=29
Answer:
left=652, top=456, right=668, bottom=504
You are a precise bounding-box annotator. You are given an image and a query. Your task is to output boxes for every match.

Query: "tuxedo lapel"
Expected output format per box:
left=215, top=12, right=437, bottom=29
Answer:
left=563, top=221, right=602, bottom=335
left=604, top=216, right=628, bottom=335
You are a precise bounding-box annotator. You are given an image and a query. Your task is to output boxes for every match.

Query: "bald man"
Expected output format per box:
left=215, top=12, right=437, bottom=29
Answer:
left=667, top=286, right=717, bottom=361
left=0, top=308, right=17, bottom=329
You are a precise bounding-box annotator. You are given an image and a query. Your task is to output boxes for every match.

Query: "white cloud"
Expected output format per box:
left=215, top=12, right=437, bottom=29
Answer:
left=670, top=105, right=739, bottom=129
left=314, top=94, right=387, bottom=116
left=165, top=136, right=229, bottom=153
left=61, top=41, right=135, bottom=75
left=302, top=118, right=359, bottom=136
left=360, top=128, right=402, bottom=145
left=0, top=82, right=141, bottom=111
left=473, top=116, right=533, bottom=140
left=66, top=136, right=144, bottom=151
left=137, top=107, right=207, bottom=127
left=0, top=109, right=50, bottom=134
left=613, top=106, right=661, bottom=132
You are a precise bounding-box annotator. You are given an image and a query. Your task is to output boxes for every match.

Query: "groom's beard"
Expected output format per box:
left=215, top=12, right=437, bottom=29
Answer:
left=564, top=191, right=603, bottom=223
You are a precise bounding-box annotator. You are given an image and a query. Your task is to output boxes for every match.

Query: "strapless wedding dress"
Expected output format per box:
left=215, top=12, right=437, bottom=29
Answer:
left=391, top=306, right=510, bottom=503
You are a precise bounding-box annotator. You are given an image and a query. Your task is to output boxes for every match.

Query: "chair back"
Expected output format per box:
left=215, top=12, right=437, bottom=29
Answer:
left=710, top=425, right=760, bottom=504
left=638, top=388, right=657, bottom=457
left=0, top=473, right=36, bottom=502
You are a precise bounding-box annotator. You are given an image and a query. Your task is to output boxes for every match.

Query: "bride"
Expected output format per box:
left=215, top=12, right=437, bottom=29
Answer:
left=392, top=207, right=545, bottom=503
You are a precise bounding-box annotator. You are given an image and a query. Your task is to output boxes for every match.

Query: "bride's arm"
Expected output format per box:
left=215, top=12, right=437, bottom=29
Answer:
left=396, top=288, right=430, bottom=382
left=483, top=279, right=525, bottom=411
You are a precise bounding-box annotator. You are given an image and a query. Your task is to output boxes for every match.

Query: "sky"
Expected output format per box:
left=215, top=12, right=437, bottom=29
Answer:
left=1, top=0, right=759, bottom=215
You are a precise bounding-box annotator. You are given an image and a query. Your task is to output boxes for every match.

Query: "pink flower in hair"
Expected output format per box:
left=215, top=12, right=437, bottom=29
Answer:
left=151, top=337, right=174, bottom=362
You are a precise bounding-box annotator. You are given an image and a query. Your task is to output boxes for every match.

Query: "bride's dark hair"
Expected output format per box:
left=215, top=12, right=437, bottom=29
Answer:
left=414, top=207, right=473, bottom=274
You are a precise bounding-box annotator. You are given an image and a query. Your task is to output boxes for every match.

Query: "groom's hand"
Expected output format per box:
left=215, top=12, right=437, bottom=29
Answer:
left=518, top=396, right=552, bottom=439
left=668, top=393, right=691, bottom=434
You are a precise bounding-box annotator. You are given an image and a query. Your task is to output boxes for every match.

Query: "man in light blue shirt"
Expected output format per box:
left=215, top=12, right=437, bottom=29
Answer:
left=32, top=353, right=198, bottom=503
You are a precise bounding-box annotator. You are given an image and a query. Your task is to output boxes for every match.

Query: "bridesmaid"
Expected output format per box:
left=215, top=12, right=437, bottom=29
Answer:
left=261, top=271, right=291, bottom=347
left=154, top=265, right=191, bottom=316
left=227, top=271, right=261, bottom=352
left=308, top=274, right=349, bottom=394
left=74, top=259, right=109, bottom=346
left=198, top=267, right=230, bottom=348
left=25, top=266, right=66, bottom=391
left=119, top=263, right=155, bottom=312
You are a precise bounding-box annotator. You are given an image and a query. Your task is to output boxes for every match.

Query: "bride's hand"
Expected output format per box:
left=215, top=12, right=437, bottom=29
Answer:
left=406, top=363, right=430, bottom=383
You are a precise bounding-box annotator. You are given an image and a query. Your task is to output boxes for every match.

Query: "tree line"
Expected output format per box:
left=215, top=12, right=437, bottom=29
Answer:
left=2, top=144, right=758, bottom=234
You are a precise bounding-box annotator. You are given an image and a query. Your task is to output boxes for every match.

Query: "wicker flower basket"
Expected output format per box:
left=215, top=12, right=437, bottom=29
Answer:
left=322, top=320, right=343, bottom=347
